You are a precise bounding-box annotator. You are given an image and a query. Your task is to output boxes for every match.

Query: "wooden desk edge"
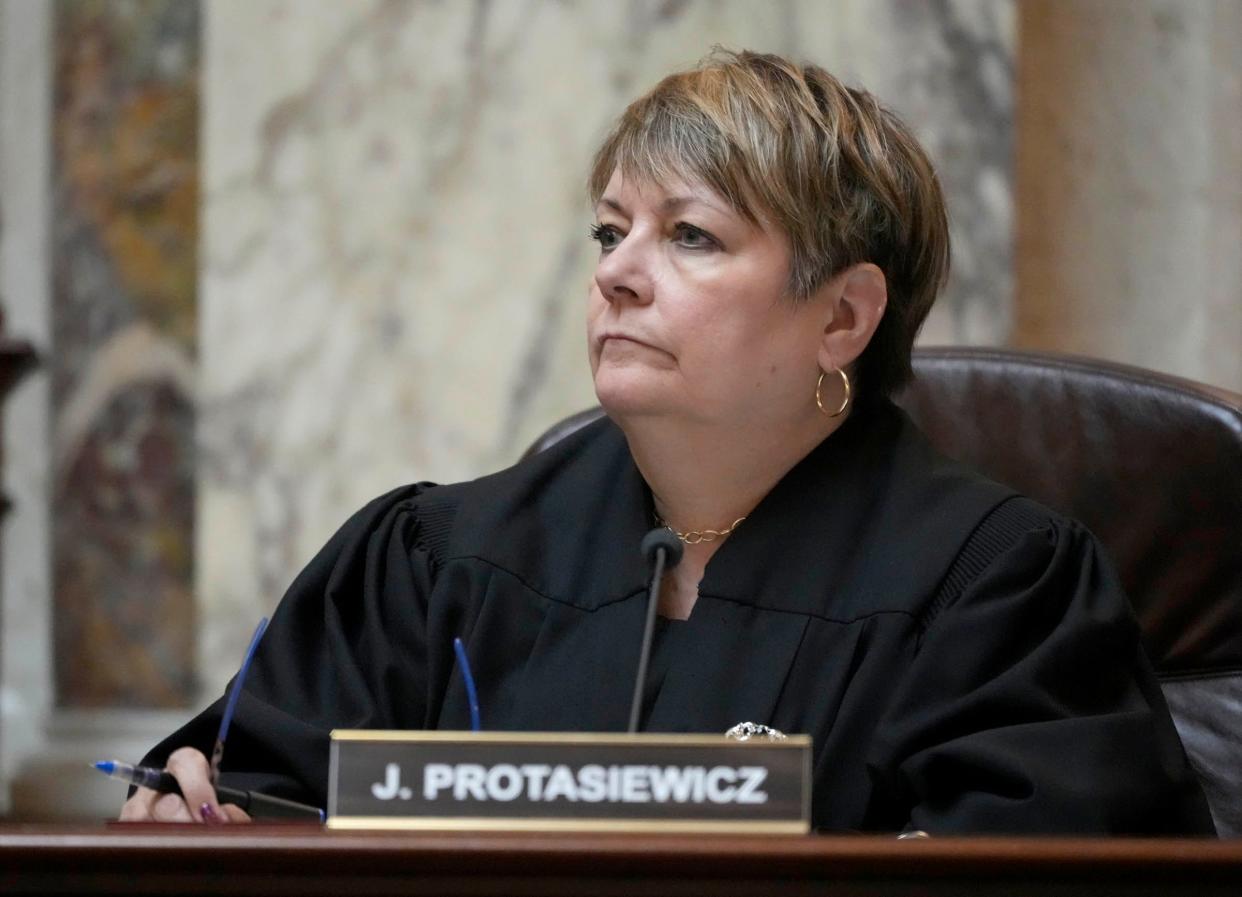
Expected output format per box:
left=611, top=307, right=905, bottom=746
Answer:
left=2, top=825, right=1238, bottom=874
left=3, top=828, right=1238, bottom=897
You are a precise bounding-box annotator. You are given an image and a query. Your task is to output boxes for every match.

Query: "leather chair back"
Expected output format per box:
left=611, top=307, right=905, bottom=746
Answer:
left=525, top=348, right=1242, bottom=835
left=897, top=348, right=1241, bottom=837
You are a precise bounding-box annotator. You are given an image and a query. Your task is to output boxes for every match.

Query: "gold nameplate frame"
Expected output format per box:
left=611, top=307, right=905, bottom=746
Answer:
left=328, top=730, right=811, bottom=833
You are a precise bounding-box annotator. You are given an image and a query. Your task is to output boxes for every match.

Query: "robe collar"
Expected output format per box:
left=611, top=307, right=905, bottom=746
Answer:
left=699, top=400, right=1014, bottom=620
left=460, top=399, right=1011, bottom=621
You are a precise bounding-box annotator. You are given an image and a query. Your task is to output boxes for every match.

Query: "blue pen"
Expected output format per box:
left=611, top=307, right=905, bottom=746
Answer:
left=94, top=759, right=323, bottom=821
left=210, top=616, right=269, bottom=785
left=453, top=637, right=482, bottom=732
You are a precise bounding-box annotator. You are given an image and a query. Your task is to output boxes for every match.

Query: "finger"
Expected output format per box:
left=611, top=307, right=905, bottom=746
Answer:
left=151, top=791, right=195, bottom=823
left=218, top=803, right=252, bottom=824
left=118, top=786, right=161, bottom=822
left=165, top=747, right=218, bottom=823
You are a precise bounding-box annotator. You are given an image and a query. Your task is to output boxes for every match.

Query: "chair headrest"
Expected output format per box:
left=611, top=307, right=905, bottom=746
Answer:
left=899, top=348, right=1242, bottom=677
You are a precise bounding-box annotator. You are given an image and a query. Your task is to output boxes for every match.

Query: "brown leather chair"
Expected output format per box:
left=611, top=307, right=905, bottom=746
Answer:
left=524, top=347, right=1242, bottom=836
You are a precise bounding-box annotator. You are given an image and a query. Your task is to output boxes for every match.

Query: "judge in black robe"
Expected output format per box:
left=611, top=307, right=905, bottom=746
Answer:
left=131, top=49, right=1213, bottom=835
left=143, top=400, right=1213, bottom=834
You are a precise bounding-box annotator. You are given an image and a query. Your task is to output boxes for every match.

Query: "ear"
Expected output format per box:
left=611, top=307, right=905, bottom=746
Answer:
left=814, top=263, right=887, bottom=373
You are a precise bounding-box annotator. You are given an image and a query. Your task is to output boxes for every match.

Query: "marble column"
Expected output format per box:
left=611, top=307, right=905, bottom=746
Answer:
left=49, top=0, right=200, bottom=710
left=0, top=0, right=200, bottom=821
left=1015, top=0, right=1242, bottom=391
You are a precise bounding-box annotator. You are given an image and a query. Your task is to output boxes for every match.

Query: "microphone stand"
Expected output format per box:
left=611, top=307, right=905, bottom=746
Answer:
left=627, top=529, right=684, bottom=734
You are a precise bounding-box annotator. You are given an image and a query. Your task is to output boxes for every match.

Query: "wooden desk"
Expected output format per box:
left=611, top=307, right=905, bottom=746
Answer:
left=1, top=826, right=1239, bottom=896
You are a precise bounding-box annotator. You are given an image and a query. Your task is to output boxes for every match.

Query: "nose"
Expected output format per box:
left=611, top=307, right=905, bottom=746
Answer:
left=593, top=232, right=653, bottom=306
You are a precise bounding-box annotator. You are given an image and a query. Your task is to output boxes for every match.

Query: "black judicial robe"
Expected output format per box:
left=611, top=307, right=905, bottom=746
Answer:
left=145, top=401, right=1214, bottom=834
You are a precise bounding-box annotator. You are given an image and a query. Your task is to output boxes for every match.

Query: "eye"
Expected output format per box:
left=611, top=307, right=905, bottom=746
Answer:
left=674, top=222, right=720, bottom=250
left=589, top=223, right=622, bottom=252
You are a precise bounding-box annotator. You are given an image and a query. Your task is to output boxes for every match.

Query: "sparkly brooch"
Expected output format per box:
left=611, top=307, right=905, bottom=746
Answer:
left=724, top=722, right=788, bottom=742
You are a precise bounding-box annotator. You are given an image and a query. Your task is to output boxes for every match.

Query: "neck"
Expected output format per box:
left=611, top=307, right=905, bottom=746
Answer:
left=621, top=409, right=850, bottom=621
left=621, top=410, right=850, bottom=558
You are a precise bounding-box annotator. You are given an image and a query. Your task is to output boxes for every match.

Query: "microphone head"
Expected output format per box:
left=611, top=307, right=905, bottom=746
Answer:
left=641, top=527, right=684, bottom=569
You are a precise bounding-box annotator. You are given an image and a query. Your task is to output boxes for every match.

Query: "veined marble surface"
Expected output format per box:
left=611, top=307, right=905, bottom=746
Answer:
left=50, top=0, right=199, bottom=707
left=198, top=0, right=1015, bottom=688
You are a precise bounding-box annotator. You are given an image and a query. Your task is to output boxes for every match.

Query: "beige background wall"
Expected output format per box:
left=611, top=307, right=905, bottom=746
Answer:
left=1015, top=0, right=1242, bottom=389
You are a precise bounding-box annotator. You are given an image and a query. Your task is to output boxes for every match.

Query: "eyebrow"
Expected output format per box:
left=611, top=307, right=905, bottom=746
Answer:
left=596, top=194, right=731, bottom=217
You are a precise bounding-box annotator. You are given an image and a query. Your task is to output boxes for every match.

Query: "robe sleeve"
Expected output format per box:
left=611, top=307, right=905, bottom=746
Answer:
left=867, top=510, right=1216, bottom=835
left=140, top=484, right=440, bottom=806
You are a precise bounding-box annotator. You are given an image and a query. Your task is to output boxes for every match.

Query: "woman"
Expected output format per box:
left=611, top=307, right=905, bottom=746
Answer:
left=123, top=49, right=1213, bottom=833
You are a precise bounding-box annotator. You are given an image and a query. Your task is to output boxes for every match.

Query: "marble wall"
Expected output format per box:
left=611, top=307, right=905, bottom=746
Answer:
left=1015, top=0, right=1242, bottom=391
left=51, top=0, right=199, bottom=708
left=196, top=0, right=1017, bottom=690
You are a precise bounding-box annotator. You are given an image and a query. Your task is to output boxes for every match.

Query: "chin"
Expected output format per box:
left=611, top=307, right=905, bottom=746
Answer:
left=592, top=369, right=675, bottom=419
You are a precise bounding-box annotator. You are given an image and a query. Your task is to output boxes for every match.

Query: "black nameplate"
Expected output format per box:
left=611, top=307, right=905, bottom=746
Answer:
left=328, top=730, right=810, bottom=833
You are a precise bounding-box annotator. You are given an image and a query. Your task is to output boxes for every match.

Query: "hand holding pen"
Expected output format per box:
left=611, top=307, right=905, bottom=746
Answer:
left=114, top=617, right=323, bottom=823
left=117, top=746, right=254, bottom=824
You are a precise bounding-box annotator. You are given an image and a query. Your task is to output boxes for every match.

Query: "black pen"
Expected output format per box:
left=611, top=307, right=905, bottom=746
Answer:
left=95, top=759, right=324, bottom=822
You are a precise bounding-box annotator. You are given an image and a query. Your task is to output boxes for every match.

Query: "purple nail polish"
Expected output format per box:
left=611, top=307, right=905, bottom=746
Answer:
left=200, top=802, right=219, bottom=823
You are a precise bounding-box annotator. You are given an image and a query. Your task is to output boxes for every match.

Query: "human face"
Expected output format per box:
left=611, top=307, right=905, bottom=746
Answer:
left=588, top=170, right=828, bottom=428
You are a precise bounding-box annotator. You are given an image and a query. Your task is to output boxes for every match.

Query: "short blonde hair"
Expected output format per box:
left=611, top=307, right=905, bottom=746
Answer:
left=589, top=48, right=950, bottom=398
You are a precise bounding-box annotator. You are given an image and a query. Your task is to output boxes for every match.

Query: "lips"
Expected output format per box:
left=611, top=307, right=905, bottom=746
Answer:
left=599, top=332, right=660, bottom=352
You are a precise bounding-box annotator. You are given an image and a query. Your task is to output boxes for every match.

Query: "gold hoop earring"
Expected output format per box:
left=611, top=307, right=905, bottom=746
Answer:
left=816, top=368, right=851, bottom=418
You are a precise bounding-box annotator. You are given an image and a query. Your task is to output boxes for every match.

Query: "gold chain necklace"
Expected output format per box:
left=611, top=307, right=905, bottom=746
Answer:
left=654, top=512, right=747, bottom=545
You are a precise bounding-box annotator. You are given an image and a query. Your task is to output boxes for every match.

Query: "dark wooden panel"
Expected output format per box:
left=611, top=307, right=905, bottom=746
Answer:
left=0, top=826, right=1238, bottom=897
